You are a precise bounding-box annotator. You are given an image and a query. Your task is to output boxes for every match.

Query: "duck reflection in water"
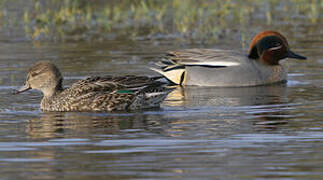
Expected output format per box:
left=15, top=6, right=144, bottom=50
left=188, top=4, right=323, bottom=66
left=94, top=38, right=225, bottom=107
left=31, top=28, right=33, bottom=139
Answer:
left=26, top=112, right=170, bottom=139
left=164, top=83, right=292, bottom=129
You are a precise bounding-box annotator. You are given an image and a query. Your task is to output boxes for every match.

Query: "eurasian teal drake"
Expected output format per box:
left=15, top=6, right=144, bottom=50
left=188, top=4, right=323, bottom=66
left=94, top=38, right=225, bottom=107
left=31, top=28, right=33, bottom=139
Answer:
left=15, top=61, right=172, bottom=112
left=151, top=31, right=307, bottom=87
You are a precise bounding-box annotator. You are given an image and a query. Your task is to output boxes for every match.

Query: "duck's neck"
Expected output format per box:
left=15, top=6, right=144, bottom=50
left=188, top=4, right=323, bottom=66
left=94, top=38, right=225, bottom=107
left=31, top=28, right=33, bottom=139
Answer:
left=42, top=80, right=64, bottom=98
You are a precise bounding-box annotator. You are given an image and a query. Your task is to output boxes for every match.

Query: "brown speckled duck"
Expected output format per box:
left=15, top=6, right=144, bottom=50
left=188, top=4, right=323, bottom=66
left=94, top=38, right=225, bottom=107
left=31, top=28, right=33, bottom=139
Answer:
left=15, top=61, right=172, bottom=112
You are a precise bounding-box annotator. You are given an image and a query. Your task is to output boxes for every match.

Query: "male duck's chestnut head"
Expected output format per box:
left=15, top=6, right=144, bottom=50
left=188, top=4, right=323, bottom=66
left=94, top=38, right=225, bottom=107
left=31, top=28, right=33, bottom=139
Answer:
left=248, top=31, right=306, bottom=65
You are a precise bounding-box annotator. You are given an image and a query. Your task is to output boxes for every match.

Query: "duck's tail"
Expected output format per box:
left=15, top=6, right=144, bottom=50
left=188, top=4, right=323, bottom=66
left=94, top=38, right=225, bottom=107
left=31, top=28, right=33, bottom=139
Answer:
left=129, top=83, right=174, bottom=110
left=150, top=58, right=186, bottom=85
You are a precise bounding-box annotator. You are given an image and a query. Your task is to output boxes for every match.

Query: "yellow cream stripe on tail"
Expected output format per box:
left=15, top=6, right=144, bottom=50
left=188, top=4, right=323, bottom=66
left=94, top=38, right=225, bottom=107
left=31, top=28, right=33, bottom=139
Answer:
left=150, top=67, right=185, bottom=85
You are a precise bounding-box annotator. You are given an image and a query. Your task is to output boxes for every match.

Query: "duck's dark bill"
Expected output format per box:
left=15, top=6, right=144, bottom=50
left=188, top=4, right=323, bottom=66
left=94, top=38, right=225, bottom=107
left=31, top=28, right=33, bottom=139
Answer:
left=13, top=84, right=31, bottom=94
left=287, top=50, right=307, bottom=60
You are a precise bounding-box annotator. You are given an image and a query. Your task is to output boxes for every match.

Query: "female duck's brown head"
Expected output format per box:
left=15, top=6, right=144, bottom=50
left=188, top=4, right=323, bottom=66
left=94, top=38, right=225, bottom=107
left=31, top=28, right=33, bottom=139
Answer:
left=248, top=31, right=307, bottom=65
left=15, top=61, right=63, bottom=97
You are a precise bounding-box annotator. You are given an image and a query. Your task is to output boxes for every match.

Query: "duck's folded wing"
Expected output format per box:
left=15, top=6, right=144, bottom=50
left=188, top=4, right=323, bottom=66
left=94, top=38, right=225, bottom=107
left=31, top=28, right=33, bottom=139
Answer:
left=69, top=75, right=163, bottom=95
left=165, top=49, right=242, bottom=67
left=151, top=49, right=243, bottom=84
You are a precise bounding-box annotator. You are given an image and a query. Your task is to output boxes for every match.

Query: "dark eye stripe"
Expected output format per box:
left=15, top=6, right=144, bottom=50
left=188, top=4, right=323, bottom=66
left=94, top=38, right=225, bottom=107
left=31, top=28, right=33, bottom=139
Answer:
left=30, top=67, right=49, bottom=77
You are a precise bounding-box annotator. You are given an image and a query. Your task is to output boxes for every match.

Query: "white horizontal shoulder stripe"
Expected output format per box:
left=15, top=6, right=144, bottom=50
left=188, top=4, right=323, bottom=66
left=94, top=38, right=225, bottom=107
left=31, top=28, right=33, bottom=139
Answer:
left=187, top=61, right=240, bottom=66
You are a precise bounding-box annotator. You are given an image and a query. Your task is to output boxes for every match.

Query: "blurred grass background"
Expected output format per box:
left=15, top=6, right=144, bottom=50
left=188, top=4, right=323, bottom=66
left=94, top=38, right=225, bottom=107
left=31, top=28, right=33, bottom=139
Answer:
left=0, top=0, right=321, bottom=43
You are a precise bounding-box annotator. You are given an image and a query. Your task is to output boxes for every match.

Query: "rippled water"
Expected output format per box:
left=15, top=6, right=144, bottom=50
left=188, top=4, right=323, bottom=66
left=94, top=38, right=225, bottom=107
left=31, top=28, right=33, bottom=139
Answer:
left=1, top=4, right=323, bottom=180
left=1, top=38, right=322, bottom=179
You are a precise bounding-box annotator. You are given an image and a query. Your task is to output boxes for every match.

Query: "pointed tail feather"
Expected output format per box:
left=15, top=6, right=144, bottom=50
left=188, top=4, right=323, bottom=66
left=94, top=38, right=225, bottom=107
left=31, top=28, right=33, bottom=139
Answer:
left=129, top=86, right=174, bottom=110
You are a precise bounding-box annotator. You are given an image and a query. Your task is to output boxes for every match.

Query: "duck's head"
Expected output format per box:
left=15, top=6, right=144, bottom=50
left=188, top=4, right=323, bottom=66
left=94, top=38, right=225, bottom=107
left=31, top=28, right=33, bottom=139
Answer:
left=15, top=61, right=63, bottom=97
left=248, top=31, right=306, bottom=65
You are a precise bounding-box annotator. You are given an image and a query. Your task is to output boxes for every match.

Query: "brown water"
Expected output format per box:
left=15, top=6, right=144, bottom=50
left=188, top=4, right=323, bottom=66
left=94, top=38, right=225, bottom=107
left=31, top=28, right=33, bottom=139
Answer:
left=1, top=1, right=323, bottom=180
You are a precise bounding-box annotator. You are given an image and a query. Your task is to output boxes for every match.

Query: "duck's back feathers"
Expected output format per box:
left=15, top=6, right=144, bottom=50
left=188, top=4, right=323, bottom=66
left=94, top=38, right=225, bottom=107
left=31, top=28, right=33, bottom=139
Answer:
left=41, top=75, right=171, bottom=112
left=69, top=75, right=163, bottom=95
left=151, top=49, right=243, bottom=85
left=165, top=49, right=242, bottom=67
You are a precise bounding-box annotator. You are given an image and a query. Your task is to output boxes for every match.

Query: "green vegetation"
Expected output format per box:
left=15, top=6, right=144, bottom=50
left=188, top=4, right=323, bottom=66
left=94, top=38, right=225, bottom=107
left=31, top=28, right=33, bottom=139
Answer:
left=0, top=0, right=321, bottom=42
